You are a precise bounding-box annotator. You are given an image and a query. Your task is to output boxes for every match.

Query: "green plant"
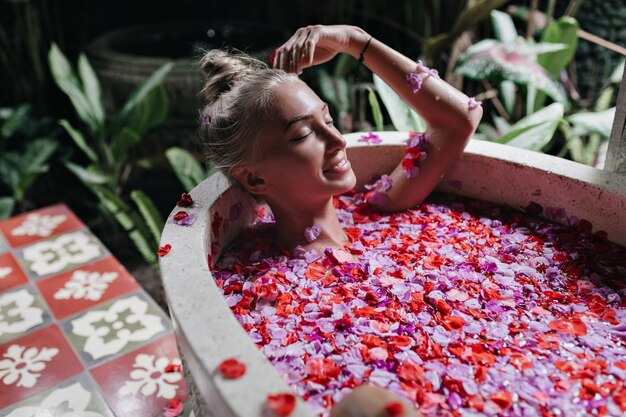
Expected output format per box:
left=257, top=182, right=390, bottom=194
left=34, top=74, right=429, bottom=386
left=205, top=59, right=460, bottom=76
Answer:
left=462, top=10, right=622, bottom=166
left=48, top=44, right=173, bottom=264
left=165, top=147, right=208, bottom=191
left=0, top=104, right=59, bottom=219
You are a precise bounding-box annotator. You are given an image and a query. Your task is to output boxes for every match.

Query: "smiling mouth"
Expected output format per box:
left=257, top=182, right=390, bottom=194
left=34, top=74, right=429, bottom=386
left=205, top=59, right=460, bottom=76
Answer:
left=323, top=156, right=351, bottom=175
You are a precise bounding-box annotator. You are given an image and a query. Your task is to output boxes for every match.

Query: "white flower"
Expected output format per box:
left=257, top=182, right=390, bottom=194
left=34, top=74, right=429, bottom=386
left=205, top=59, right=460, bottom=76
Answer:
left=0, top=267, right=12, bottom=279
left=54, top=270, right=118, bottom=301
left=119, top=354, right=182, bottom=399
left=0, top=344, right=58, bottom=388
left=71, top=295, right=164, bottom=360
left=22, top=231, right=102, bottom=276
left=11, top=213, right=66, bottom=237
left=0, top=288, right=44, bottom=337
left=5, top=381, right=105, bottom=417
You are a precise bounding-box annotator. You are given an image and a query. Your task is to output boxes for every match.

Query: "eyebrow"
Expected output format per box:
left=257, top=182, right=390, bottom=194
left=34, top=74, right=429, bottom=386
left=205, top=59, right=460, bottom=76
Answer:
left=283, top=103, right=329, bottom=133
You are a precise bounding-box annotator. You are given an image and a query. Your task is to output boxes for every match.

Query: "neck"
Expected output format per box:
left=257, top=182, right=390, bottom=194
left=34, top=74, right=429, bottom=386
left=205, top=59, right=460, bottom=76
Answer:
left=268, top=197, right=347, bottom=253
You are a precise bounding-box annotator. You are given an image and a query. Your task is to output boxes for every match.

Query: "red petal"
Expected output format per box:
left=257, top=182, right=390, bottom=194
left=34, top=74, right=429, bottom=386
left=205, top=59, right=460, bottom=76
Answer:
left=158, top=244, right=172, bottom=257
left=384, top=401, right=405, bottom=416
left=176, top=192, right=194, bottom=207
left=218, top=358, right=247, bottom=379
left=173, top=211, right=189, bottom=221
left=270, top=48, right=278, bottom=65
left=164, top=363, right=182, bottom=373
left=490, top=390, right=512, bottom=409
left=266, top=393, right=296, bottom=416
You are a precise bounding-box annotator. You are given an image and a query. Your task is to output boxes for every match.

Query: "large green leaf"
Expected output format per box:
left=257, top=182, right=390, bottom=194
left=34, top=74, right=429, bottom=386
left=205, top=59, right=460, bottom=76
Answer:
left=21, top=138, right=58, bottom=174
left=48, top=44, right=101, bottom=135
left=125, top=85, right=169, bottom=137
left=497, top=103, right=564, bottom=150
left=93, top=185, right=157, bottom=264
left=65, top=161, right=110, bottom=186
left=0, top=197, right=15, bottom=220
left=110, top=63, right=174, bottom=136
left=0, top=104, right=31, bottom=139
left=131, top=190, right=164, bottom=244
left=110, top=127, right=141, bottom=162
left=567, top=107, right=616, bottom=138
left=59, top=119, right=99, bottom=163
left=490, top=10, right=517, bottom=43
left=373, top=74, right=426, bottom=132
left=456, top=39, right=567, bottom=103
left=367, top=88, right=384, bottom=131
left=165, top=147, right=206, bottom=191
left=538, top=17, right=579, bottom=77
left=77, top=54, right=105, bottom=127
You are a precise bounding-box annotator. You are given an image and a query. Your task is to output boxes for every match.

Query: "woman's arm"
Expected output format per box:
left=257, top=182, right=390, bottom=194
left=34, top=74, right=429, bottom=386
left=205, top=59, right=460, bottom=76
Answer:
left=273, top=24, right=483, bottom=211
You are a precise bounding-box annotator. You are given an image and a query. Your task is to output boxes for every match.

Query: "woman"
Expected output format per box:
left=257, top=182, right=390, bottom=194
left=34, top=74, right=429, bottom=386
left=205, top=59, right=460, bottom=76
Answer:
left=200, top=24, right=481, bottom=257
left=200, top=24, right=482, bottom=417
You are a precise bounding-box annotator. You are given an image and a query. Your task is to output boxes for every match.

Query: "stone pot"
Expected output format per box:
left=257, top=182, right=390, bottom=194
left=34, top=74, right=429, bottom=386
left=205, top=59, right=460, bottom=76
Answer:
left=87, top=20, right=288, bottom=154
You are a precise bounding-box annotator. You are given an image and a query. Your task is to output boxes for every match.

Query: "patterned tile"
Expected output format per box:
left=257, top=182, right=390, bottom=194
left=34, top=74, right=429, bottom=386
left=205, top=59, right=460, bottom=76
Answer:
left=0, top=372, right=114, bottom=417
left=0, top=285, right=52, bottom=344
left=36, top=256, right=141, bottom=320
left=0, top=253, right=28, bottom=293
left=0, top=204, right=83, bottom=249
left=0, top=324, right=84, bottom=409
left=91, top=333, right=188, bottom=417
left=0, top=234, right=8, bottom=254
left=14, top=230, right=108, bottom=281
left=61, top=291, right=171, bottom=367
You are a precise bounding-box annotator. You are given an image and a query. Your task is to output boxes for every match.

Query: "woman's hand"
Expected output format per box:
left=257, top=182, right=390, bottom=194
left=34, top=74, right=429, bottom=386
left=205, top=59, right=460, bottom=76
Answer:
left=272, top=25, right=368, bottom=74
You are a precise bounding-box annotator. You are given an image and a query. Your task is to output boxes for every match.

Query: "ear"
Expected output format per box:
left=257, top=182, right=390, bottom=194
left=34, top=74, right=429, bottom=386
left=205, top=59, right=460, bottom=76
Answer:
left=231, top=165, right=268, bottom=195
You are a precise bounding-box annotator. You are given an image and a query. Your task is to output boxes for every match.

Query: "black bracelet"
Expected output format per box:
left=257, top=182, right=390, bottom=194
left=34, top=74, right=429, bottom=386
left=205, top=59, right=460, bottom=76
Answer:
left=354, top=36, right=372, bottom=83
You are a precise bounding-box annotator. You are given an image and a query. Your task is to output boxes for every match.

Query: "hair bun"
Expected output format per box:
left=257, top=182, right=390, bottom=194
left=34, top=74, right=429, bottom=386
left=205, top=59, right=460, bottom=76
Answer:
left=199, top=49, right=269, bottom=103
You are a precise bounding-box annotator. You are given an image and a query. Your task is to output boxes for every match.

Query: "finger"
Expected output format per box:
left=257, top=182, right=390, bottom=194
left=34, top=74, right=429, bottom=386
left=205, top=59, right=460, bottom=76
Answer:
left=295, top=30, right=313, bottom=74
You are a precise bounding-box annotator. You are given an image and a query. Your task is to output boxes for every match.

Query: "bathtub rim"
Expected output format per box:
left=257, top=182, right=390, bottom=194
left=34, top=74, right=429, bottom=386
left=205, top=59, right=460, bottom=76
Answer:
left=159, top=133, right=626, bottom=417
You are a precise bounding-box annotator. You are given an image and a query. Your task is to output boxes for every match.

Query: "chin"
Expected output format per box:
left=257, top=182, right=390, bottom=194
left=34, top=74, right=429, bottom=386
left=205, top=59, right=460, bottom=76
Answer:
left=332, top=169, right=357, bottom=194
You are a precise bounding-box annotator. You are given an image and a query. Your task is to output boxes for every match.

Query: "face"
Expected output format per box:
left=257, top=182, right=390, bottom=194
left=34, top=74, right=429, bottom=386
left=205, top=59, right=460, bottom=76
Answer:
left=239, top=79, right=356, bottom=208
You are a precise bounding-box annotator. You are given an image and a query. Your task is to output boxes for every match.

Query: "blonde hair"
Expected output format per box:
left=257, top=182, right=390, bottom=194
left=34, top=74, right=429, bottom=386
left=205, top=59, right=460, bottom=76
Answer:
left=198, top=49, right=298, bottom=180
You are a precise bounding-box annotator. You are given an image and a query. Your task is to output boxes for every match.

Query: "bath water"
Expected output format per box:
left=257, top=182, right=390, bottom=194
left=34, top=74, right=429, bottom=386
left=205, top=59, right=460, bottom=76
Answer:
left=212, top=191, right=626, bottom=417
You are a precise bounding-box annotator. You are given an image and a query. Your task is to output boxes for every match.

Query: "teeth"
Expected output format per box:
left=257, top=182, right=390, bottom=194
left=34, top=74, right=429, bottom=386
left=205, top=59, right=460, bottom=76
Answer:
left=335, top=159, right=346, bottom=168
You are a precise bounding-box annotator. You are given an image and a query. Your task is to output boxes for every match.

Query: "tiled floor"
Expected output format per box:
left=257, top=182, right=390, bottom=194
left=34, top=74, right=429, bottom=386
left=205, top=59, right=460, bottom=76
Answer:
left=0, top=204, right=191, bottom=417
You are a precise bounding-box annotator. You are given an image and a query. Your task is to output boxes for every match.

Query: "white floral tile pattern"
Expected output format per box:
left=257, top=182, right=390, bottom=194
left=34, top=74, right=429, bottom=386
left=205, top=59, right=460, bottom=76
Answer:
left=0, top=373, right=114, bottom=417
left=119, top=354, right=182, bottom=399
left=0, top=267, right=11, bottom=279
left=90, top=333, right=188, bottom=417
left=53, top=270, right=118, bottom=302
left=0, top=205, right=185, bottom=414
left=10, top=214, right=67, bottom=238
left=0, top=325, right=83, bottom=409
left=18, top=231, right=104, bottom=278
left=0, top=344, right=58, bottom=388
left=64, top=292, right=169, bottom=366
left=0, top=287, right=49, bottom=344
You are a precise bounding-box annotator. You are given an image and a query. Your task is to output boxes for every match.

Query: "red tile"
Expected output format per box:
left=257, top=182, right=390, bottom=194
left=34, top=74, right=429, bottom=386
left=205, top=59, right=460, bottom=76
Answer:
left=91, top=333, right=188, bottom=417
left=0, top=204, right=84, bottom=249
left=0, top=324, right=84, bottom=409
left=36, top=256, right=141, bottom=320
left=0, top=252, right=29, bottom=292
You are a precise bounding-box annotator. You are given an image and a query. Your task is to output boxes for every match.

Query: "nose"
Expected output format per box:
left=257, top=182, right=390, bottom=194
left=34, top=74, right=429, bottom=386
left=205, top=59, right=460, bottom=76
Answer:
left=322, top=124, right=346, bottom=154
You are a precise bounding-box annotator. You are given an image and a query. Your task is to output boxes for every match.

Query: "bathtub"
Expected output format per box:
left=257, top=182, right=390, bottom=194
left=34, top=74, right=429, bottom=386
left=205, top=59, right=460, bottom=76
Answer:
left=159, top=132, right=626, bottom=417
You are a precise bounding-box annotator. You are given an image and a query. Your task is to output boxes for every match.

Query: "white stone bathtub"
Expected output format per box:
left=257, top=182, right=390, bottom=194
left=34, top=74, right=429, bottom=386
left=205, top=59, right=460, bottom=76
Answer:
left=159, top=132, right=626, bottom=417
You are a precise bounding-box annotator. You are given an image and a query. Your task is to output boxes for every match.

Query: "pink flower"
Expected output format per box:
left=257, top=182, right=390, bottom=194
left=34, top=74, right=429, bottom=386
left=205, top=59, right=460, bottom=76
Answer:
left=416, top=60, right=440, bottom=79
left=468, top=97, right=482, bottom=110
left=405, top=72, right=423, bottom=94
left=304, top=225, right=321, bottom=243
left=359, top=132, right=382, bottom=144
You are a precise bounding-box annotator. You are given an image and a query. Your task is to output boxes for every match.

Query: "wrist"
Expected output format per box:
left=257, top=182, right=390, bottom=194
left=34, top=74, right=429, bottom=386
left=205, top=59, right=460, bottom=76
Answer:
left=346, top=26, right=371, bottom=59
